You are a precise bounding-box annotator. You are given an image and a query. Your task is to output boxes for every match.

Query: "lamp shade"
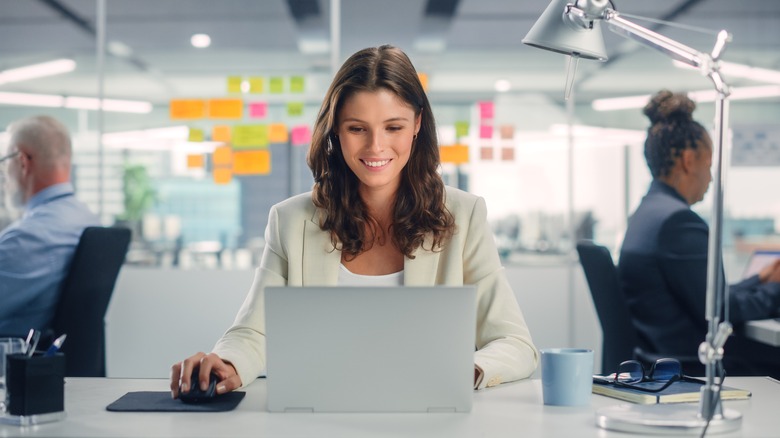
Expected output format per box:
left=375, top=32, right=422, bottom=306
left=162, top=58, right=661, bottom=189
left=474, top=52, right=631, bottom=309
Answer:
left=522, top=0, right=608, bottom=61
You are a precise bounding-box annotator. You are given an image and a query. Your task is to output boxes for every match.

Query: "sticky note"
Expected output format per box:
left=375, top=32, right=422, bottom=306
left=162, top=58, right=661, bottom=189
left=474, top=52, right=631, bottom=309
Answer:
left=479, top=101, right=494, bottom=120
left=247, top=77, right=264, bottom=93
left=212, top=125, right=231, bottom=143
left=213, top=168, right=232, bottom=184
left=270, top=77, right=284, bottom=93
left=232, top=150, right=271, bottom=175
left=501, top=147, right=515, bottom=161
left=227, top=76, right=243, bottom=94
left=169, top=99, right=205, bottom=120
left=287, top=102, right=304, bottom=117
left=480, top=125, right=493, bottom=139
left=248, top=102, right=267, bottom=119
left=208, top=98, right=243, bottom=119
left=418, top=73, right=428, bottom=92
left=291, top=125, right=311, bottom=146
left=480, top=146, right=494, bottom=161
left=232, top=125, right=268, bottom=148
left=499, top=124, right=515, bottom=140
left=455, top=121, right=469, bottom=138
left=439, top=145, right=469, bottom=164
left=187, top=154, right=205, bottom=169
left=188, top=128, right=204, bottom=142
left=269, top=123, right=289, bottom=143
left=212, top=145, right=233, bottom=166
left=290, top=76, right=305, bottom=93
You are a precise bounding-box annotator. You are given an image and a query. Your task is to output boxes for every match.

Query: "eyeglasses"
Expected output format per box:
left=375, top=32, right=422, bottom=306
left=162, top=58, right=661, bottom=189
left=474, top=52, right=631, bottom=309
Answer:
left=607, top=358, right=683, bottom=393
left=0, top=150, right=19, bottom=164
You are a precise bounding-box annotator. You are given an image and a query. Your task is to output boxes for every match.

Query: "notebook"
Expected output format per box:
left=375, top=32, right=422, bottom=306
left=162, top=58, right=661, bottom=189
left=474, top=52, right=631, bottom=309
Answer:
left=264, top=286, right=477, bottom=413
left=742, top=250, right=780, bottom=279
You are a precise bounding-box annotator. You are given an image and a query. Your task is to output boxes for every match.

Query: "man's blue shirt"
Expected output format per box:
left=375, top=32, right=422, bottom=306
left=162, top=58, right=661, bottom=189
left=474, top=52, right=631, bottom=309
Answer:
left=0, top=183, right=100, bottom=336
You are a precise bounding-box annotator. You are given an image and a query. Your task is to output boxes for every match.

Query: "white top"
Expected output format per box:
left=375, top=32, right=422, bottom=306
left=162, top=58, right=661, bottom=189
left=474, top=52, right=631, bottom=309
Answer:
left=337, top=263, right=404, bottom=286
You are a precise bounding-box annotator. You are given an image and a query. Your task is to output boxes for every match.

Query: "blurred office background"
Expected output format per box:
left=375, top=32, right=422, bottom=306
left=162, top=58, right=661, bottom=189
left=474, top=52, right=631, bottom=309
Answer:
left=1, top=0, right=779, bottom=377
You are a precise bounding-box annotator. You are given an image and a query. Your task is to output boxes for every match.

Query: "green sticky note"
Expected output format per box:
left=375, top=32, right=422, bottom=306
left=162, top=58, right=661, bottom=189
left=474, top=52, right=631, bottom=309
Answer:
left=455, top=121, right=470, bottom=138
left=287, top=101, right=304, bottom=117
left=232, top=125, right=269, bottom=148
left=227, top=76, right=243, bottom=94
left=270, top=77, right=284, bottom=94
left=290, top=76, right=305, bottom=93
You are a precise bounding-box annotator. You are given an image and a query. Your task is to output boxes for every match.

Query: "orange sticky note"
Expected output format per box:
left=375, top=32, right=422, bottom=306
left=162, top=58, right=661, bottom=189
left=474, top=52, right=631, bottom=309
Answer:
left=480, top=146, right=494, bottom=161
left=418, top=73, right=428, bottom=92
left=212, top=145, right=233, bottom=166
left=187, top=154, right=205, bottom=169
left=208, top=98, right=243, bottom=119
left=232, top=150, right=271, bottom=175
left=170, top=99, right=205, bottom=120
left=499, top=124, right=515, bottom=140
left=501, top=147, right=515, bottom=161
left=212, top=125, right=231, bottom=142
left=440, top=145, right=469, bottom=164
left=213, top=168, right=232, bottom=184
left=269, top=123, right=289, bottom=143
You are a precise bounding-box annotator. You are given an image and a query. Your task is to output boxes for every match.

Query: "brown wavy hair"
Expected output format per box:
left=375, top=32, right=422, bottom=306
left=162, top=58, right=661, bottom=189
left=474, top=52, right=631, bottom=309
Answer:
left=307, top=45, right=455, bottom=260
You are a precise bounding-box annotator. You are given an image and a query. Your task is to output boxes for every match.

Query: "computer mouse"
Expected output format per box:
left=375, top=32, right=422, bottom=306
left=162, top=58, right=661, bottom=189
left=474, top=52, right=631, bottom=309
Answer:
left=179, top=368, right=218, bottom=403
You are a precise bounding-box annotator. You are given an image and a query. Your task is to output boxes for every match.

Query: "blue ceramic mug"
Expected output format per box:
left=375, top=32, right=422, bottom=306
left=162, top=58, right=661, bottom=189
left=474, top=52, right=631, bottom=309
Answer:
left=540, top=348, right=594, bottom=406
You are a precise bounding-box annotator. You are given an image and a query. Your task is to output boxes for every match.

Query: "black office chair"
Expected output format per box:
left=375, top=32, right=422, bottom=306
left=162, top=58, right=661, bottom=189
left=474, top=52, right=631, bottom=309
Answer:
left=50, top=226, right=131, bottom=377
left=576, top=240, right=643, bottom=375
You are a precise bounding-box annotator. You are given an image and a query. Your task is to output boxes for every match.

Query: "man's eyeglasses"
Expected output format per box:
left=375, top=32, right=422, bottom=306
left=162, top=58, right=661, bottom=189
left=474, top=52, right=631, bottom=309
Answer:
left=595, top=358, right=684, bottom=393
left=0, top=150, right=20, bottom=164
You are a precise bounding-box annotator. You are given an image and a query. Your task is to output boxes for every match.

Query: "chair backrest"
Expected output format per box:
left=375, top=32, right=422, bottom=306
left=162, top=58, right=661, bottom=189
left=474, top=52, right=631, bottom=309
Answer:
left=576, top=240, right=639, bottom=374
left=51, top=226, right=131, bottom=377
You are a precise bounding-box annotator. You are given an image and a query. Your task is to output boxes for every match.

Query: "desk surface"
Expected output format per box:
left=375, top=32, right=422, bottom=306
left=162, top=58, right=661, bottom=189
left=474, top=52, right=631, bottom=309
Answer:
left=1, top=377, right=779, bottom=438
left=744, top=318, right=780, bottom=347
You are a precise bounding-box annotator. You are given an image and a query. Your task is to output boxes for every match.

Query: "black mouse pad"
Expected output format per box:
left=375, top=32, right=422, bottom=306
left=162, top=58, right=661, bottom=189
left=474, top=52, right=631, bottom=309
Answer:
left=106, top=391, right=246, bottom=412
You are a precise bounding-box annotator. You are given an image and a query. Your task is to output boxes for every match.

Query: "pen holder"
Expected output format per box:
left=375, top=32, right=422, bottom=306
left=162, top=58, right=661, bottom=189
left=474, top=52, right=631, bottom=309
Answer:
left=5, top=353, right=65, bottom=416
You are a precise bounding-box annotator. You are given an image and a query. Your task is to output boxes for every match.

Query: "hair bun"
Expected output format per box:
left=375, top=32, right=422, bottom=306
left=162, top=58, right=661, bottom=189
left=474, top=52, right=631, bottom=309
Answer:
left=643, top=89, right=696, bottom=124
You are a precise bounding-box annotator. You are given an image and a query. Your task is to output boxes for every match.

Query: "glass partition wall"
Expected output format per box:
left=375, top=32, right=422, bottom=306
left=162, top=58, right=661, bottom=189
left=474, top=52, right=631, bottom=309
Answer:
left=1, top=1, right=779, bottom=277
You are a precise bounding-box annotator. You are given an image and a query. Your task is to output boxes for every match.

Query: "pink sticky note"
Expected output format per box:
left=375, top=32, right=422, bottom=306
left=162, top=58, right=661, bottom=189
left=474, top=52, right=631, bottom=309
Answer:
left=249, top=102, right=267, bottom=119
left=479, top=101, right=494, bottom=120
left=479, top=125, right=493, bottom=139
left=291, top=125, right=312, bottom=146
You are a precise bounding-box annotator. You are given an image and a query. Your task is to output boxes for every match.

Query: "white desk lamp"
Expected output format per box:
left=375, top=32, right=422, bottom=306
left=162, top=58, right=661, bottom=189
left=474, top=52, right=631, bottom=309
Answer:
left=524, top=0, right=739, bottom=434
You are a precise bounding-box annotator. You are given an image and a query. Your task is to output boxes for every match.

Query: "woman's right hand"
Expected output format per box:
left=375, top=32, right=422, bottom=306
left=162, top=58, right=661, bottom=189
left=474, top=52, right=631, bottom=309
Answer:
left=170, top=352, right=242, bottom=399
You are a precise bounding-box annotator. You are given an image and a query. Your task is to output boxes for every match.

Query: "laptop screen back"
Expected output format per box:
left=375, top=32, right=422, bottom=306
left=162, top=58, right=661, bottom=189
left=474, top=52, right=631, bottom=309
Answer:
left=264, top=286, right=476, bottom=413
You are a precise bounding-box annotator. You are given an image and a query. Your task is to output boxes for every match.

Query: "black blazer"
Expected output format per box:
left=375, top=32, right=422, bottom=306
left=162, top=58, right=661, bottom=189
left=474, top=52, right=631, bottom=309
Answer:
left=618, top=180, right=780, bottom=356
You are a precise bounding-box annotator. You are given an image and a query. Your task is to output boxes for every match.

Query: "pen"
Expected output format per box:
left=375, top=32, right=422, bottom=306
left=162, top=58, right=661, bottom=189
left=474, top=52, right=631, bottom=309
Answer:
left=44, top=334, right=67, bottom=357
left=27, top=330, right=41, bottom=357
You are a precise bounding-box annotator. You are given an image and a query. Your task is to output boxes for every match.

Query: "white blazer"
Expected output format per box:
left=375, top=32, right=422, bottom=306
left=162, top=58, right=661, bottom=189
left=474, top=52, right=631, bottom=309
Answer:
left=213, top=186, right=538, bottom=390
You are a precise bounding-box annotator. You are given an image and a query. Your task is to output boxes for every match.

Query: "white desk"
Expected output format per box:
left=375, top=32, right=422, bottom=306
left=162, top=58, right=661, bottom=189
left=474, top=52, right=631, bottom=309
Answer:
left=744, top=318, right=780, bottom=347
left=1, top=377, right=779, bottom=437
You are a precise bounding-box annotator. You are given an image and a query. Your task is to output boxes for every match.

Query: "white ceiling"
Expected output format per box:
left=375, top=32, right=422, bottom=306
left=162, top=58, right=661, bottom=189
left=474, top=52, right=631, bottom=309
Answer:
left=1, top=0, right=779, bottom=129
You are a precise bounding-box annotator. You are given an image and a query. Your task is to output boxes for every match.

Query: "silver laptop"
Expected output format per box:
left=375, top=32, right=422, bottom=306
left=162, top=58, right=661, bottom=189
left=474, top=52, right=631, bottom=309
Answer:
left=264, top=286, right=476, bottom=413
left=742, top=250, right=780, bottom=279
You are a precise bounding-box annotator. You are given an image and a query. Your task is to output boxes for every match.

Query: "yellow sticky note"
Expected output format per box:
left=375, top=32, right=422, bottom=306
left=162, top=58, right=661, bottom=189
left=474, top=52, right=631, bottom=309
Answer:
left=287, top=102, right=304, bottom=117
left=212, top=145, right=233, bottom=166
left=232, top=150, right=271, bottom=175
left=170, top=99, right=205, bottom=120
left=290, top=76, right=305, bottom=93
left=208, top=98, right=243, bottom=119
left=227, top=76, right=243, bottom=94
left=232, top=125, right=268, bottom=148
left=455, top=121, right=469, bottom=138
left=188, top=128, right=204, bottom=142
left=213, top=167, right=232, bottom=184
left=248, top=77, right=264, bottom=93
left=418, top=73, right=428, bottom=92
left=212, top=125, right=231, bottom=143
left=269, top=77, right=284, bottom=93
left=187, top=154, right=205, bottom=169
left=269, top=123, right=289, bottom=143
left=440, top=145, right=469, bottom=164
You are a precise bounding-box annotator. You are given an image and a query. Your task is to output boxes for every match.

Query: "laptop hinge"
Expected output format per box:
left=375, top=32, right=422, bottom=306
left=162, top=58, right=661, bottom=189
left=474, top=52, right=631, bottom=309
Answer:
left=427, top=407, right=457, bottom=413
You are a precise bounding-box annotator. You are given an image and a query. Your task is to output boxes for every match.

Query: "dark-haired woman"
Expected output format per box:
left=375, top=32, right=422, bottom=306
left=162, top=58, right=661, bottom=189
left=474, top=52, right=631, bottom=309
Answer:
left=170, top=45, right=538, bottom=398
left=619, top=89, right=780, bottom=377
